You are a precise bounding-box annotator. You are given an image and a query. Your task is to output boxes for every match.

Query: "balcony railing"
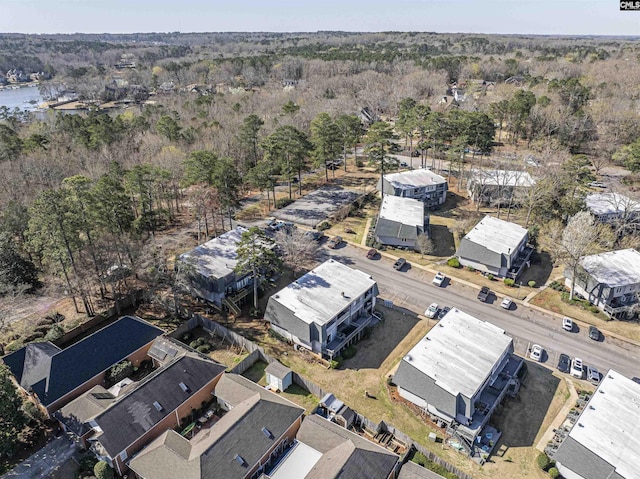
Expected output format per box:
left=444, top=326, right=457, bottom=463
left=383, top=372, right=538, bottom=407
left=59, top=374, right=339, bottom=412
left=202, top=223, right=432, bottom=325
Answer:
left=325, top=314, right=372, bottom=359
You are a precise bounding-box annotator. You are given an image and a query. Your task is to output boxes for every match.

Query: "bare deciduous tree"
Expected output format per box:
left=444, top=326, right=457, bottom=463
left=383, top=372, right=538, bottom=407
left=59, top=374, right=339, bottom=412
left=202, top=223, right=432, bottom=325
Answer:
left=542, top=211, right=614, bottom=300
left=274, top=228, right=319, bottom=276
left=416, top=233, right=434, bottom=258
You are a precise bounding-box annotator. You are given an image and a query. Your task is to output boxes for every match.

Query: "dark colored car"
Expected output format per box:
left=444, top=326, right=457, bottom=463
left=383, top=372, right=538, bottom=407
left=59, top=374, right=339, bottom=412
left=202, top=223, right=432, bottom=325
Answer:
left=304, top=230, right=324, bottom=242
left=557, top=353, right=571, bottom=373
left=589, top=325, right=601, bottom=341
left=366, top=248, right=378, bottom=259
left=437, top=306, right=451, bottom=320
left=327, top=236, right=343, bottom=249
left=477, top=286, right=490, bottom=302
left=393, top=258, right=407, bottom=270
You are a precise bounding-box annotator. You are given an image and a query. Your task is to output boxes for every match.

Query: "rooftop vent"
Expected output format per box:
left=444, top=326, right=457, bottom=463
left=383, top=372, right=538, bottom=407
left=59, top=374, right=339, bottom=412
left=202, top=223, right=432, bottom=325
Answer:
left=234, top=454, right=247, bottom=467
left=578, top=423, right=584, bottom=428
left=153, top=401, right=164, bottom=412
left=600, top=390, right=605, bottom=394
left=262, top=427, right=273, bottom=439
left=179, top=382, right=190, bottom=393
left=589, top=405, right=595, bottom=410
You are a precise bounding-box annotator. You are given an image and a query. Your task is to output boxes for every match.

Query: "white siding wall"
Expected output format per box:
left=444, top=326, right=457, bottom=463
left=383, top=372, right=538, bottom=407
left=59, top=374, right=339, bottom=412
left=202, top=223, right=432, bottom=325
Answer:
left=556, top=463, right=586, bottom=479
left=398, top=387, right=428, bottom=409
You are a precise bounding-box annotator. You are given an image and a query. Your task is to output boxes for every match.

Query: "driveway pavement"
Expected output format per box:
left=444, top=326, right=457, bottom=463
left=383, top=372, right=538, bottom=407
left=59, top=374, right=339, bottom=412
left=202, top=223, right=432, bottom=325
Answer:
left=2, top=433, right=76, bottom=479
left=323, top=243, right=640, bottom=379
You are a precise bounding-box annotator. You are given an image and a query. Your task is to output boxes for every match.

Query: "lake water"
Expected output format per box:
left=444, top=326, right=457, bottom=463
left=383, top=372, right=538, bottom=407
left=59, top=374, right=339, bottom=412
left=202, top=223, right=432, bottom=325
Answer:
left=0, top=85, right=45, bottom=112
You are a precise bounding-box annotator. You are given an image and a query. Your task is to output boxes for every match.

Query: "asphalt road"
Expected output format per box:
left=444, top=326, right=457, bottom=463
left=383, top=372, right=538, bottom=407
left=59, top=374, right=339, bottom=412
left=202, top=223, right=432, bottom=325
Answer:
left=322, top=243, right=640, bottom=380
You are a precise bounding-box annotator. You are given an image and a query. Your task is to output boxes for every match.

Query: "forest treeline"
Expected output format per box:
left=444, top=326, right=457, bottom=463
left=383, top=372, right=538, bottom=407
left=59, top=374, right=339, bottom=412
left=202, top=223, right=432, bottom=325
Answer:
left=1, top=31, right=640, bottom=322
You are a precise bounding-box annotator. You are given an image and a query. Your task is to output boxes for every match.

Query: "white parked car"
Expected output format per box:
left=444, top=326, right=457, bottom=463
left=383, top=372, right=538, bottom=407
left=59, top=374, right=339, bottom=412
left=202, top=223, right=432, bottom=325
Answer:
left=425, top=303, right=439, bottom=319
left=433, top=272, right=446, bottom=287
left=530, top=344, right=543, bottom=362
left=562, top=317, right=573, bottom=332
left=571, top=358, right=584, bottom=378
left=501, top=297, right=513, bottom=310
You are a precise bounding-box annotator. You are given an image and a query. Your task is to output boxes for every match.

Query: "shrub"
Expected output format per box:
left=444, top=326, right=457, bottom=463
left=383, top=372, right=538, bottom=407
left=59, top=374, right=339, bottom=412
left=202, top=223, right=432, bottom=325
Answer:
left=329, top=357, right=343, bottom=369
left=504, top=278, right=515, bottom=287
left=196, top=344, right=211, bottom=353
left=342, top=346, right=357, bottom=360
left=268, top=328, right=287, bottom=342
left=528, top=280, right=537, bottom=288
left=548, top=467, right=559, bottom=478
left=45, top=311, right=65, bottom=323
left=276, top=198, right=295, bottom=208
left=44, top=325, right=65, bottom=342
left=78, top=456, right=98, bottom=475
left=190, top=337, right=207, bottom=349
left=249, top=307, right=262, bottom=318
left=182, top=333, right=192, bottom=342
left=588, top=305, right=600, bottom=313
left=235, top=204, right=261, bottom=220
left=317, top=221, right=331, bottom=231
left=487, top=274, right=494, bottom=281
left=466, top=266, right=476, bottom=272
left=94, top=460, right=114, bottom=479
left=447, top=257, right=461, bottom=268
left=105, top=360, right=134, bottom=386
left=536, top=453, right=551, bottom=470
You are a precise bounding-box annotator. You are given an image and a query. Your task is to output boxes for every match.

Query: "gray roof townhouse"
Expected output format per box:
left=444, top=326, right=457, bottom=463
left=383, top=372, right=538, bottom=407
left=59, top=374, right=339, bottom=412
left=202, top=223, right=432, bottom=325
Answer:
left=265, top=259, right=378, bottom=360
left=266, top=414, right=399, bottom=479
left=374, top=195, right=429, bottom=250
left=377, top=169, right=448, bottom=209
left=455, top=215, right=532, bottom=279
left=393, top=308, right=522, bottom=459
left=585, top=192, right=640, bottom=231
left=552, top=370, right=640, bottom=479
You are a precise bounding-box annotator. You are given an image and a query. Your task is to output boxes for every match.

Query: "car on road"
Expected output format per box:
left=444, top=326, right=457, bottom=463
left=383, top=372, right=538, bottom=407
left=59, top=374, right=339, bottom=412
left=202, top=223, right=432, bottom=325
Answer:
left=589, top=325, right=601, bottom=341
left=557, top=354, right=571, bottom=373
left=437, top=306, right=451, bottom=320
left=571, top=358, right=584, bottom=378
left=327, top=236, right=343, bottom=249
left=432, top=272, right=446, bottom=287
left=562, top=317, right=573, bottom=332
left=400, top=161, right=409, bottom=168
left=393, top=257, right=407, bottom=271
left=500, top=297, right=513, bottom=310
left=589, top=181, right=607, bottom=188
left=530, top=344, right=543, bottom=362
left=304, top=230, right=324, bottom=242
left=366, top=248, right=378, bottom=259
left=477, top=286, right=490, bottom=302
left=425, top=303, right=439, bottom=319
left=587, top=366, right=601, bottom=385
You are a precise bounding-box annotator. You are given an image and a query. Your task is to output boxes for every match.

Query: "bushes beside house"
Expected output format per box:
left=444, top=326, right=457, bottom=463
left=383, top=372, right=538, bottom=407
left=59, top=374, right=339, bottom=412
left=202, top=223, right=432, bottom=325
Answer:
left=504, top=278, right=515, bottom=287
left=447, top=257, right=461, bottom=268
left=105, top=360, right=134, bottom=387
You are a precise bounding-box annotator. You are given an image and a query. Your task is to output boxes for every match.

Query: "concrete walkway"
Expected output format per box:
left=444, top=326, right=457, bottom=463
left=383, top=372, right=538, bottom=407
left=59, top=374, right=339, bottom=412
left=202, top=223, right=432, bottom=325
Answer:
left=361, top=217, right=372, bottom=246
left=2, top=433, right=77, bottom=479
left=535, top=378, right=579, bottom=452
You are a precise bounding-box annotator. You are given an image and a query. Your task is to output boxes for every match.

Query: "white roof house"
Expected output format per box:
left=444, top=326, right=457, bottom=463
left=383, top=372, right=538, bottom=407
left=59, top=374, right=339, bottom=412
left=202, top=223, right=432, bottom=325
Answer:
left=378, top=195, right=424, bottom=228
left=585, top=192, right=640, bottom=218
left=383, top=169, right=447, bottom=190
left=554, top=370, right=640, bottom=479
left=400, top=308, right=512, bottom=398
left=462, top=215, right=528, bottom=258
left=468, top=169, right=535, bottom=188
left=270, top=260, right=376, bottom=327
left=579, top=249, right=640, bottom=288
left=179, top=226, right=247, bottom=281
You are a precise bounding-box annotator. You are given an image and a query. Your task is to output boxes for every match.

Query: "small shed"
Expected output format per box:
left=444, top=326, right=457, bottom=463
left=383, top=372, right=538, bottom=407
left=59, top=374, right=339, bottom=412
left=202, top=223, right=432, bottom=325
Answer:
left=320, top=393, right=355, bottom=429
left=265, top=361, right=292, bottom=392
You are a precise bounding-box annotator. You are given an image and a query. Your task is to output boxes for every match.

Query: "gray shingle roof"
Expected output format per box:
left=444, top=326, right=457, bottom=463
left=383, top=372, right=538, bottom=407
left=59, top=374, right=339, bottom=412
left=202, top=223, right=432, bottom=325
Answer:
left=2, top=315, right=163, bottom=408
left=554, top=437, right=620, bottom=479
left=264, top=361, right=292, bottom=379
left=297, top=415, right=398, bottom=479
left=398, top=461, right=446, bottom=479
left=128, top=375, right=304, bottom=479
left=94, top=354, right=226, bottom=457
left=393, top=360, right=457, bottom=418
left=374, top=218, right=419, bottom=241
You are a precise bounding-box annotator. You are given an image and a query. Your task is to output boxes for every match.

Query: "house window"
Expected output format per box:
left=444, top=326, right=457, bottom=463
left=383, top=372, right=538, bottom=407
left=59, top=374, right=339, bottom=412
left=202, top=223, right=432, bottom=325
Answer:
left=119, top=450, right=128, bottom=461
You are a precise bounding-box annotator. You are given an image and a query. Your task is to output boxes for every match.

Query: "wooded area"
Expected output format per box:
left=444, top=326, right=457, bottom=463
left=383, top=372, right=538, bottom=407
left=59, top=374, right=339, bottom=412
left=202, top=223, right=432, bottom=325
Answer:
left=1, top=31, right=640, bottom=339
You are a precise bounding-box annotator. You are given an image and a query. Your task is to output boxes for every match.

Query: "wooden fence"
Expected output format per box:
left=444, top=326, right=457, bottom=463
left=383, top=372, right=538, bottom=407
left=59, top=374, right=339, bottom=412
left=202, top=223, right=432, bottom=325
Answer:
left=173, top=312, right=472, bottom=479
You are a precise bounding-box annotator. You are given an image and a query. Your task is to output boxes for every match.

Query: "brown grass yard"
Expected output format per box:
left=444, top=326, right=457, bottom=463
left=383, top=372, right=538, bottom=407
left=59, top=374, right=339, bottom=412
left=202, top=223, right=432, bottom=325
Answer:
left=224, top=306, right=572, bottom=479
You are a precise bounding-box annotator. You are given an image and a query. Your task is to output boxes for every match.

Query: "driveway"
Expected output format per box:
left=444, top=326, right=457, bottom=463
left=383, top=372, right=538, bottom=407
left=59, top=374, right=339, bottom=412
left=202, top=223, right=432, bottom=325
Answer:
left=2, top=433, right=77, bottom=479
left=323, top=244, right=640, bottom=379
